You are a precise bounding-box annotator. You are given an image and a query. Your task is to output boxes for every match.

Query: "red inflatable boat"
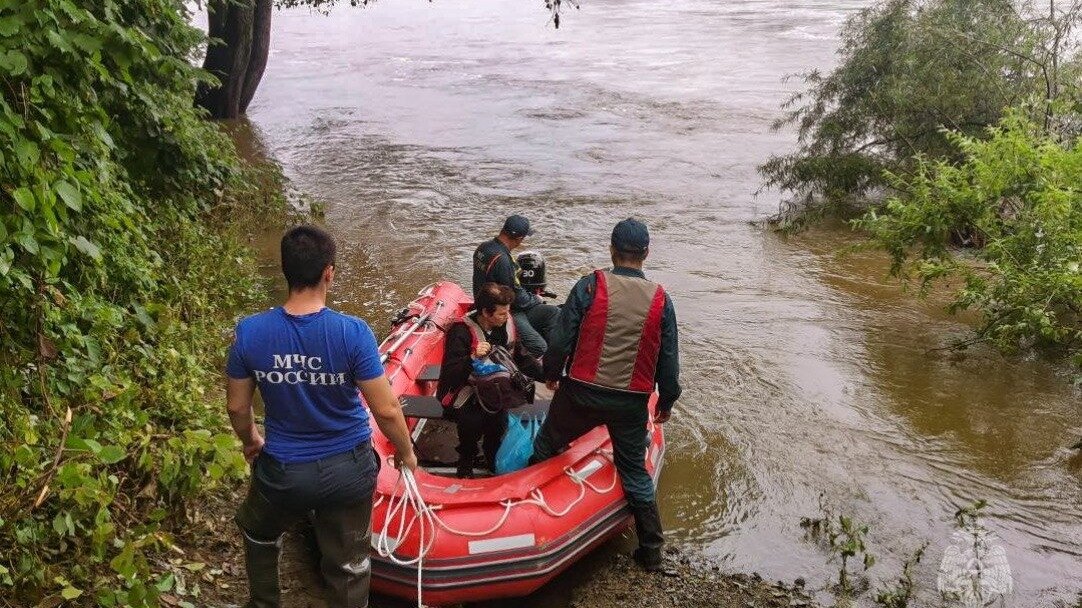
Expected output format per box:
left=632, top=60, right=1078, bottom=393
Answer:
left=367, top=282, right=666, bottom=606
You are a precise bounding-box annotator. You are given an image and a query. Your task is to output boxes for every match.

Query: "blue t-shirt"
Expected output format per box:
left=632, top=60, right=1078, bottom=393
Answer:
left=226, top=307, right=384, bottom=463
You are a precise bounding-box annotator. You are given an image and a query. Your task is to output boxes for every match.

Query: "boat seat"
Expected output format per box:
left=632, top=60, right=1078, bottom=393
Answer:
left=417, top=364, right=441, bottom=382
left=399, top=395, right=551, bottom=420
left=400, top=395, right=445, bottom=419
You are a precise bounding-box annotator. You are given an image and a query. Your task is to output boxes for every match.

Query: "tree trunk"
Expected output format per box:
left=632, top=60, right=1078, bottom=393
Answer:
left=239, top=0, right=273, bottom=115
left=196, top=0, right=256, bottom=119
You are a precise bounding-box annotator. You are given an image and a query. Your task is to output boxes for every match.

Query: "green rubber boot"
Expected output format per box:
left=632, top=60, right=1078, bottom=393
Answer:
left=241, top=530, right=283, bottom=608
left=629, top=501, right=666, bottom=572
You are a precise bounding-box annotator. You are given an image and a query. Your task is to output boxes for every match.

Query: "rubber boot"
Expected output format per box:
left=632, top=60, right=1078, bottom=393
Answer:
left=313, top=502, right=374, bottom=608
left=241, top=530, right=283, bottom=608
left=629, top=501, right=666, bottom=572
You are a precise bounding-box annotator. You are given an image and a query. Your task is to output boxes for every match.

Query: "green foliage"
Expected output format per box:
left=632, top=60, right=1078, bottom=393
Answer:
left=799, top=495, right=875, bottom=596
left=831, top=515, right=873, bottom=595
left=761, top=0, right=1082, bottom=228
left=953, top=498, right=989, bottom=529
left=0, top=0, right=278, bottom=604
left=854, top=112, right=1081, bottom=360
left=873, top=543, right=927, bottom=608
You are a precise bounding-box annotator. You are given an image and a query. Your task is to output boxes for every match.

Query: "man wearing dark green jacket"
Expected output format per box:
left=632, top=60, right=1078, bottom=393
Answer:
left=472, top=215, right=559, bottom=357
left=530, top=217, right=681, bottom=572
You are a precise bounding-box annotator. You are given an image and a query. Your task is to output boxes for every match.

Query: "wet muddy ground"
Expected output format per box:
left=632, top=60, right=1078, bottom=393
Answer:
left=184, top=487, right=819, bottom=608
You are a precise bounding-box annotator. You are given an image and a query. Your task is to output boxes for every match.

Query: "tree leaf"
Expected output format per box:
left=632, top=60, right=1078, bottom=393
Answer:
left=98, top=445, right=126, bottom=464
left=54, top=181, right=82, bottom=211
left=70, top=235, right=102, bottom=261
left=16, top=232, right=38, bottom=255
left=0, top=17, right=19, bottom=37
left=213, top=433, right=235, bottom=451
left=61, top=586, right=83, bottom=600
left=71, top=33, right=103, bottom=54
left=0, top=50, right=27, bottom=76
left=14, top=140, right=39, bottom=168
left=11, top=187, right=35, bottom=212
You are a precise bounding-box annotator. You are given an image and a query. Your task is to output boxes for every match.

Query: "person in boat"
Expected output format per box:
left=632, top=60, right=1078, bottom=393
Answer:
left=225, top=225, right=418, bottom=608
left=437, top=282, right=543, bottom=478
left=472, top=214, right=560, bottom=357
left=529, top=218, right=681, bottom=572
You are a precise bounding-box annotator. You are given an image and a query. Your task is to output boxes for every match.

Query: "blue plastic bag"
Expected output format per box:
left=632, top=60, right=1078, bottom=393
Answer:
left=495, top=414, right=544, bottom=474
left=471, top=359, right=507, bottom=377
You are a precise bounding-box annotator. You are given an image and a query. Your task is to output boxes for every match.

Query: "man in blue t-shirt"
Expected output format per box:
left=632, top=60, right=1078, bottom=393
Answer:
left=225, top=225, right=417, bottom=608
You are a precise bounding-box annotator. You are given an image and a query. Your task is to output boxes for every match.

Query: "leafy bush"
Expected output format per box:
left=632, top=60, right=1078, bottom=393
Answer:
left=761, top=0, right=1082, bottom=228
left=854, top=112, right=1081, bottom=361
left=0, top=1, right=278, bottom=604
left=799, top=495, right=875, bottom=597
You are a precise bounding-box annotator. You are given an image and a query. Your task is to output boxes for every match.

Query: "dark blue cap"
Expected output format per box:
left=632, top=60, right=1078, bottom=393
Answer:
left=502, top=215, right=534, bottom=237
left=611, top=218, right=649, bottom=252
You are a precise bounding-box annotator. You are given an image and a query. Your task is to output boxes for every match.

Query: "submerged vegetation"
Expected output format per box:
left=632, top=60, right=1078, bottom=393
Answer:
left=0, top=1, right=286, bottom=604
left=855, top=112, right=1081, bottom=362
left=800, top=498, right=1004, bottom=608
left=762, top=0, right=1081, bottom=369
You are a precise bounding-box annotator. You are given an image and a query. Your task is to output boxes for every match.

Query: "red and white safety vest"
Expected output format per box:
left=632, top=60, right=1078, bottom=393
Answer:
left=568, top=270, right=666, bottom=394
left=461, top=313, right=518, bottom=352
left=440, top=313, right=520, bottom=409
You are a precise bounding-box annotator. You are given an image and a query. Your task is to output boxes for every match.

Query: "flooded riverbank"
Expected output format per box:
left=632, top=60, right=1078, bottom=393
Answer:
left=205, top=0, right=1082, bottom=603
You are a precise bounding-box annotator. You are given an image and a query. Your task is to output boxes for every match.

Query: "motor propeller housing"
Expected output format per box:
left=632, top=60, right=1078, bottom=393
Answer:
left=517, top=251, right=546, bottom=291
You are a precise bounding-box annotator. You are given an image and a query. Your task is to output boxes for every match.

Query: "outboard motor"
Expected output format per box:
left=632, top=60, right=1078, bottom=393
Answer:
left=517, top=251, right=547, bottom=294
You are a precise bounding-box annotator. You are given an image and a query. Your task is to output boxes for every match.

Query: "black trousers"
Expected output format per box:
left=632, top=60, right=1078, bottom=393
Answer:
left=513, top=303, right=560, bottom=357
left=530, top=387, right=665, bottom=555
left=530, top=386, right=655, bottom=504
left=235, top=442, right=379, bottom=608
left=456, top=400, right=508, bottom=471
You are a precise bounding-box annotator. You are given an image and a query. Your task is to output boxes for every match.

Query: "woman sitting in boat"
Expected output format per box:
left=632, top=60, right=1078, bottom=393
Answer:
left=437, top=282, right=543, bottom=478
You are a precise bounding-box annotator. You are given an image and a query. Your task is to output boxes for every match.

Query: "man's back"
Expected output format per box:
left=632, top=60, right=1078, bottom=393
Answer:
left=227, top=224, right=418, bottom=608
left=472, top=238, right=506, bottom=296
left=473, top=238, right=541, bottom=311
left=226, top=307, right=384, bottom=463
left=542, top=266, right=681, bottom=411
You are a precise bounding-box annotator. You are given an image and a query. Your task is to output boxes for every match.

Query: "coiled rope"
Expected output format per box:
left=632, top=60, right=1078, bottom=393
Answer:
left=374, top=467, right=436, bottom=607
left=373, top=451, right=622, bottom=608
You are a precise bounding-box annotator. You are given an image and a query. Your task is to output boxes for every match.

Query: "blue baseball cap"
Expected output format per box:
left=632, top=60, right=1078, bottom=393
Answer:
left=611, top=218, right=649, bottom=253
left=502, top=215, right=534, bottom=237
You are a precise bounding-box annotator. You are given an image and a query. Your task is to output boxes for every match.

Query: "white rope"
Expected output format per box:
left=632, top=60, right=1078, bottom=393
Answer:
left=523, top=469, right=588, bottom=517
left=581, top=465, right=620, bottom=493
left=429, top=500, right=518, bottom=537
left=374, top=468, right=436, bottom=608
left=372, top=452, right=623, bottom=607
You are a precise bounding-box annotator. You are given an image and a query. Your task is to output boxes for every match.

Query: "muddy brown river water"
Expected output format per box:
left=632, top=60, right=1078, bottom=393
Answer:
left=207, top=0, right=1082, bottom=604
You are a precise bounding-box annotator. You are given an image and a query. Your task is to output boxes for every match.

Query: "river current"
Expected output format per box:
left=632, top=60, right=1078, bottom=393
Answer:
left=212, top=0, right=1082, bottom=604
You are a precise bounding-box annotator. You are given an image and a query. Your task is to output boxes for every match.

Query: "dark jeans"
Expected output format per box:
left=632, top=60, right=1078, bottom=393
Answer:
left=456, top=400, right=508, bottom=471
left=513, top=303, right=560, bottom=357
left=530, top=386, right=655, bottom=504
left=236, top=442, right=380, bottom=608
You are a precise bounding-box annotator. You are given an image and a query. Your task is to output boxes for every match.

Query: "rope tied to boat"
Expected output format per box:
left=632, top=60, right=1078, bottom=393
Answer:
left=374, top=450, right=622, bottom=607
left=375, top=467, right=436, bottom=608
